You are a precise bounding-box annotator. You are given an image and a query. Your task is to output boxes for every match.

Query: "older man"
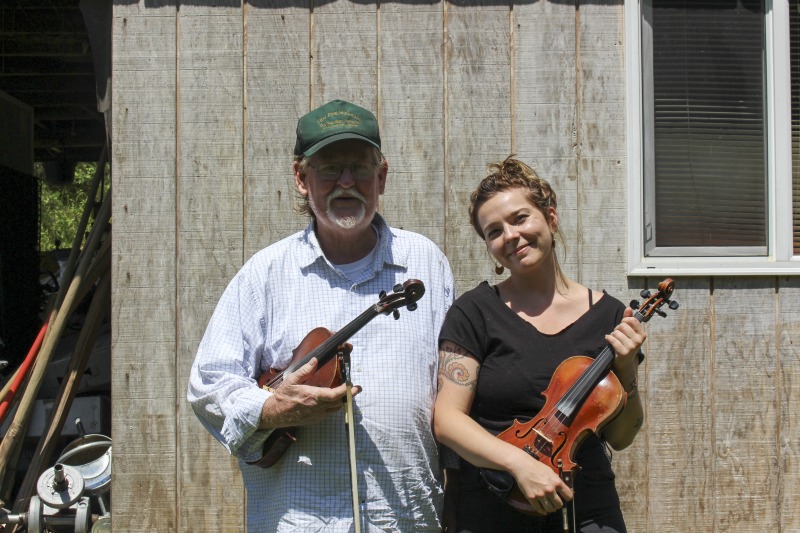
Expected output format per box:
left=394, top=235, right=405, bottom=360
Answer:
left=188, top=99, right=454, bottom=532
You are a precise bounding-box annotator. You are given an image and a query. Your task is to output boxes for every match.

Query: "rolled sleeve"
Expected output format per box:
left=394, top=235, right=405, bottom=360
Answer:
left=188, top=347, right=274, bottom=460
left=220, top=385, right=272, bottom=461
left=188, top=263, right=275, bottom=461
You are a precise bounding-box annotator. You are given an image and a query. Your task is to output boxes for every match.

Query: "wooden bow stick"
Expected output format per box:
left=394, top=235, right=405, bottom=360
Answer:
left=343, top=357, right=361, bottom=533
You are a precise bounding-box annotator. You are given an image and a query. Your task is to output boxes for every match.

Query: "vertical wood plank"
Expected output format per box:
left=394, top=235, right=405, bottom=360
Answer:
left=644, top=278, right=714, bottom=532
left=244, top=2, right=310, bottom=255
left=575, top=3, right=627, bottom=292
left=379, top=1, right=446, bottom=246
left=444, top=2, right=512, bottom=295
left=111, top=2, right=178, bottom=530
left=313, top=0, right=379, bottom=111
left=714, top=278, right=778, bottom=532
left=175, top=4, right=245, bottom=531
left=778, top=277, right=800, bottom=531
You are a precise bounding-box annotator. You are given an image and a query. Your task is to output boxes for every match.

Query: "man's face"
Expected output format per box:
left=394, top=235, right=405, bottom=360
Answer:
left=295, top=140, right=387, bottom=236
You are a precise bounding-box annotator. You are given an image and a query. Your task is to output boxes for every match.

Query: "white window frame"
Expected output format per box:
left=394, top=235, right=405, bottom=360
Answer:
left=625, top=0, right=797, bottom=275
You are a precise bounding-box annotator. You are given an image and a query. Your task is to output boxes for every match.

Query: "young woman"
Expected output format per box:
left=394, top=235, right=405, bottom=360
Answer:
left=434, top=156, right=645, bottom=532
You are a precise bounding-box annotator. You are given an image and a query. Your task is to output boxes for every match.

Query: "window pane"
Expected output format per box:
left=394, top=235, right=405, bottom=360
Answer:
left=648, top=1, right=766, bottom=250
left=793, top=2, right=800, bottom=254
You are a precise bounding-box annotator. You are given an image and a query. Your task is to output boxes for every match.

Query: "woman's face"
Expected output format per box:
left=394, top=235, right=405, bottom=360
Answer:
left=476, top=187, right=557, bottom=276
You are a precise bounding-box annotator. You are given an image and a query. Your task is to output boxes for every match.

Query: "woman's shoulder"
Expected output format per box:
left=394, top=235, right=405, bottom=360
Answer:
left=595, top=290, right=628, bottom=312
left=588, top=290, right=629, bottom=326
left=453, top=280, right=496, bottom=306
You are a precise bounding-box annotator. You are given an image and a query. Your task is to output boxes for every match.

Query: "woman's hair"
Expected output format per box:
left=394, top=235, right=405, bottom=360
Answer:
left=469, top=155, right=567, bottom=283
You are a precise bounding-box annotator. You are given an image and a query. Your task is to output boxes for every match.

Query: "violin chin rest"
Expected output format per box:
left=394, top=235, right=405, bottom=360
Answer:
left=480, top=468, right=515, bottom=497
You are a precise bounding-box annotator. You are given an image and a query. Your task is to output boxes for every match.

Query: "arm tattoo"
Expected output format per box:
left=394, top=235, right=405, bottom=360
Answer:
left=437, top=343, right=479, bottom=392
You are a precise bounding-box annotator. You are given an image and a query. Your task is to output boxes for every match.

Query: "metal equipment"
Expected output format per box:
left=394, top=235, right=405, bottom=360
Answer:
left=0, top=430, right=111, bottom=532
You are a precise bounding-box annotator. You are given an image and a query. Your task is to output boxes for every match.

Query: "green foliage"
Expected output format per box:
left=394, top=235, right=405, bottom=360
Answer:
left=38, top=163, right=109, bottom=252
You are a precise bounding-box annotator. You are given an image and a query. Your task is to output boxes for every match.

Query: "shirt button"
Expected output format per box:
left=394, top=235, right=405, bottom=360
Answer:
left=356, top=365, right=362, bottom=372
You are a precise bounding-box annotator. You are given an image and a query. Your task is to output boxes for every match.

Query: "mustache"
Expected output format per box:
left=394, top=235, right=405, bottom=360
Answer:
left=326, top=187, right=366, bottom=207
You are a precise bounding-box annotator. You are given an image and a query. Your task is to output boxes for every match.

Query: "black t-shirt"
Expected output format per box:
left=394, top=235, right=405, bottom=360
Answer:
left=439, top=281, right=638, bottom=436
left=438, top=280, right=644, bottom=514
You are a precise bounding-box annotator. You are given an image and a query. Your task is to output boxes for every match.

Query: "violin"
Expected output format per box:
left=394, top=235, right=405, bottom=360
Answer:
left=481, top=278, right=678, bottom=515
left=246, top=279, right=425, bottom=469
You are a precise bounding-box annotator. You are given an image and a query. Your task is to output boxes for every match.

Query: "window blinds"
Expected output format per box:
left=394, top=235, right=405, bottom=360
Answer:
left=650, top=1, right=766, bottom=250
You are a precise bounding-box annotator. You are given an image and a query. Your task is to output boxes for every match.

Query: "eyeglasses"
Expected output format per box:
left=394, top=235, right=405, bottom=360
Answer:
left=307, top=160, right=379, bottom=182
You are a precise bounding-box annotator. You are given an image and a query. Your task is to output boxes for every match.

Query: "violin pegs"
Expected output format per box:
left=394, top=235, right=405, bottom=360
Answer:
left=629, top=299, right=640, bottom=310
left=392, top=309, right=400, bottom=320
left=655, top=309, right=667, bottom=317
left=640, top=289, right=651, bottom=299
left=407, top=303, right=417, bottom=312
left=393, top=283, right=403, bottom=293
left=669, top=300, right=680, bottom=310
left=379, top=290, right=387, bottom=299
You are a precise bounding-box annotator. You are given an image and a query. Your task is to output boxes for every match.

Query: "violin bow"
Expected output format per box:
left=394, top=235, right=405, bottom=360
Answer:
left=558, top=459, right=573, bottom=533
left=342, top=353, right=361, bottom=533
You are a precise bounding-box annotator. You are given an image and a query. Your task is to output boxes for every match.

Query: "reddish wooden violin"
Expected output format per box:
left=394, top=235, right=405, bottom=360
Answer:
left=481, top=278, right=678, bottom=515
left=247, top=279, right=425, bottom=469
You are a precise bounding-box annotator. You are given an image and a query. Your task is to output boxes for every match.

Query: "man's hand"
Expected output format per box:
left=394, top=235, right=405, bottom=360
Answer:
left=258, top=357, right=362, bottom=430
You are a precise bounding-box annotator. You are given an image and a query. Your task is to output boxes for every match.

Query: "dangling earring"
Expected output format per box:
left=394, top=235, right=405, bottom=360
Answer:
left=494, top=263, right=505, bottom=275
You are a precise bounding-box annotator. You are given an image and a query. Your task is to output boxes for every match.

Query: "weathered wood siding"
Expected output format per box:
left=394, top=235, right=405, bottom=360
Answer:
left=111, top=1, right=799, bottom=531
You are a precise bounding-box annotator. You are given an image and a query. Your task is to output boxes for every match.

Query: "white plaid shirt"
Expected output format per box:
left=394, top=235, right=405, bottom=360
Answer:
left=188, top=215, right=454, bottom=532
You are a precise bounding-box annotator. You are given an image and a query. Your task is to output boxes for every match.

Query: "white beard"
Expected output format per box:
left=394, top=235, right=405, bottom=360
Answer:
left=324, top=188, right=367, bottom=229
left=329, top=209, right=365, bottom=229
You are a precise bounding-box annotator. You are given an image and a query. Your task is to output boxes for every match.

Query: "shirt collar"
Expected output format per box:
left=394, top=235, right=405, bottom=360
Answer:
left=297, top=214, right=409, bottom=274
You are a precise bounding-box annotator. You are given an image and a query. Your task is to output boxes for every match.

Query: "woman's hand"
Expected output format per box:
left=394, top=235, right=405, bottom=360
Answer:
left=606, top=307, right=646, bottom=380
left=509, top=449, right=573, bottom=515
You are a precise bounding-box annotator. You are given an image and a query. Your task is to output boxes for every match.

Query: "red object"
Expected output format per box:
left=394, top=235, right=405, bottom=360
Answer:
left=0, top=321, right=48, bottom=425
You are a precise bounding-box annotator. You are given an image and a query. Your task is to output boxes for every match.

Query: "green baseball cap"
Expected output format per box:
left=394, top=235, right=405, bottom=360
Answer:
left=294, top=99, right=381, bottom=157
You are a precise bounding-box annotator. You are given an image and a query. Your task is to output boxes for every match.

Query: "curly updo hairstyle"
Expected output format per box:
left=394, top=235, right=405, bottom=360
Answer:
left=469, top=155, right=567, bottom=285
